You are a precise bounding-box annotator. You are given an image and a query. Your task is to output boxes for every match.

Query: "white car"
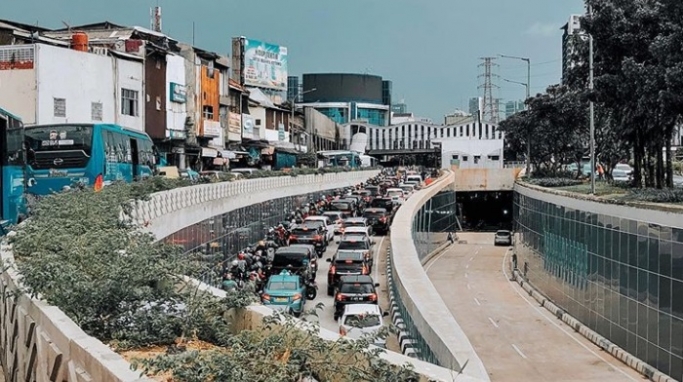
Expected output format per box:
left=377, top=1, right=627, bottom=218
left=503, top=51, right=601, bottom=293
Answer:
left=340, top=226, right=371, bottom=242
left=612, top=168, right=631, bottom=182
left=398, top=184, right=415, bottom=198
left=339, top=304, right=388, bottom=348
left=304, top=216, right=335, bottom=242
left=386, top=188, right=405, bottom=204
left=322, top=211, right=346, bottom=234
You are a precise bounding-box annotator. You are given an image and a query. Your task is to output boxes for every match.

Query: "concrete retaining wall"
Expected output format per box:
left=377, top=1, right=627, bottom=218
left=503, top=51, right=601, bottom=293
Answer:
left=389, top=171, right=490, bottom=381
left=0, top=171, right=378, bottom=382
left=451, top=168, right=521, bottom=192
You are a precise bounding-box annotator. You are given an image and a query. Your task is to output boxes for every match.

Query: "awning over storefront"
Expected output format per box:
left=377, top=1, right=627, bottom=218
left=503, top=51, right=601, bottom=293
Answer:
left=261, top=147, right=275, bottom=155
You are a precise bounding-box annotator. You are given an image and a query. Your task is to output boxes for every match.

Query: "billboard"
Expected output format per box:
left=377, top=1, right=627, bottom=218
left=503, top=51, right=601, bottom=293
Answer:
left=243, top=38, right=288, bottom=91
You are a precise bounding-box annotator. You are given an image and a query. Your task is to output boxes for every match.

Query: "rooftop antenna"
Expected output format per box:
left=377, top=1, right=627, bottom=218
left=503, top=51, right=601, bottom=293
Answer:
left=61, top=21, right=72, bottom=32
left=150, top=4, right=162, bottom=32
left=192, top=22, right=195, bottom=46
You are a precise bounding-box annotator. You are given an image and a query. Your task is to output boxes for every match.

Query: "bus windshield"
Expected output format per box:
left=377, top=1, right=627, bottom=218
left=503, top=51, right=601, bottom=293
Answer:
left=24, top=125, right=93, bottom=169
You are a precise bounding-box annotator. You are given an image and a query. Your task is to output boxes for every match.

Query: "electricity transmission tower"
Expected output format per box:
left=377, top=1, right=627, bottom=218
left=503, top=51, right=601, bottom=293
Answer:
left=478, top=57, right=500, bottom=124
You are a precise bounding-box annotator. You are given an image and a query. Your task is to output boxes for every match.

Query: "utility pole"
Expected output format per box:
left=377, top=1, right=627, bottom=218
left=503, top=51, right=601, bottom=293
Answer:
left=499, top=54, right=531, bottom=175
left=478, top=57, right=500, bottom=124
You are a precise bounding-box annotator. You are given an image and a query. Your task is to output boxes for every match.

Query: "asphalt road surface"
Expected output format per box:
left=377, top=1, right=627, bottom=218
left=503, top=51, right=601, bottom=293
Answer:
left=425, top=232, right=643, bottom=382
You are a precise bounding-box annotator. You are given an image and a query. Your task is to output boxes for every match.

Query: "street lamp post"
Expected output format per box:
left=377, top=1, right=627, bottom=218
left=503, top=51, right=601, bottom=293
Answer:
left=499, top=54, right=531, bottom=176
left=588, top=8, right=596, bottom=195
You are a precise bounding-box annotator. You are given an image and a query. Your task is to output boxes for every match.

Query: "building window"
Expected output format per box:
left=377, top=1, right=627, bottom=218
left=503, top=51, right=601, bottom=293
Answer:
left=121, top=88, right=139, bottom=116
left=91, top=102, right=103, bottom=121
left=255, top=119, right=262, bottom=126
left=202, top=105, right=214, bottom=120
left=53, top=98, right=66, bottom=117
left=156, top=96, right=162, bottom=111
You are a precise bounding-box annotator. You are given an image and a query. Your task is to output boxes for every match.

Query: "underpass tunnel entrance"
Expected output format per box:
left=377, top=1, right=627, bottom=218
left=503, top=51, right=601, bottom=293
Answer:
left=457, top=191, right=513, bottom=231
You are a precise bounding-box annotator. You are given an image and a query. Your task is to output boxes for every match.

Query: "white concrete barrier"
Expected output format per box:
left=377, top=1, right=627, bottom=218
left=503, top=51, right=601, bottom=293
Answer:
left=389, top=171, right=490, bottom=381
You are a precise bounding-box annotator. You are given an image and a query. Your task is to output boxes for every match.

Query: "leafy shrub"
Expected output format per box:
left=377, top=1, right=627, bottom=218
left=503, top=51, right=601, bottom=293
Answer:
left=621, top=188, right=683, bottom=203
left=132, top=309, right=419, bottom=382
left=525, top=178, right=584, bottom=187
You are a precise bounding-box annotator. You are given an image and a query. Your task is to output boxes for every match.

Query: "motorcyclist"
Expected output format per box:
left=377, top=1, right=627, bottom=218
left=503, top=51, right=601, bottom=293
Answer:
left=221, top=273, right=238, bottom=292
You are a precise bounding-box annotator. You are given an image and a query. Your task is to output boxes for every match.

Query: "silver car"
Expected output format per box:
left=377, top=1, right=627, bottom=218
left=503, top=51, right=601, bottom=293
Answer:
left=494, top=230, right=512, bottom=246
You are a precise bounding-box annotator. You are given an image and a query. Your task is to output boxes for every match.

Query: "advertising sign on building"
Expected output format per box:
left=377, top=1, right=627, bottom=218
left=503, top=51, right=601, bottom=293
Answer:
left=242, top=38, right=288, bottom=91
left=203, top=120, right=222, bottom=137
left=228, top=112, right=242, bottom=134
left=242, top=114, right=254, bottom=133
left=170, top=82, right=187, bottom=103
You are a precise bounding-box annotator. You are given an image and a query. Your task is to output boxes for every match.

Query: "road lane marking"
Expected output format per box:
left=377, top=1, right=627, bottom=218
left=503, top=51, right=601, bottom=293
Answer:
left=501, top=251, right=639, bottom=381
left=473, top=297, right=481, bottom=306
left=374, top=235, right=385, bottom=282
left=466, top=264, right=470, bottom=269
left=466, top=283, right=471, bottom=290
left=511, top=344, right=528, bottom=359
left=465, top=273, right=468, bottom=278
left=469, top=256, right=474, bottom=261
left=424, top=245, right=452, bottom=272
left=488, top=317, right=499, bottom=328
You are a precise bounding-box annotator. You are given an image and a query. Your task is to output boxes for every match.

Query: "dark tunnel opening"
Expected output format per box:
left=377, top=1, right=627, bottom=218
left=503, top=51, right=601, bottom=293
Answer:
left=457, top=191, right=513, bottom=232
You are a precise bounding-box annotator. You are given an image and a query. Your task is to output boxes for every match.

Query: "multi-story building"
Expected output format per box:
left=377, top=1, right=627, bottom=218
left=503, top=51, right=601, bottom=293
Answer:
left=287, top=76, right=301, bottom=103
left=505, top=100, right=525, bottom=118
left=42, top=22, right=191, bottom=165
left=299, top=73, right=392, bottom=126
left=468, top=97, right=482, bottom=116
left=562, top=14, right=584, bottom=82
left=0, top=42, right=144, bottom=130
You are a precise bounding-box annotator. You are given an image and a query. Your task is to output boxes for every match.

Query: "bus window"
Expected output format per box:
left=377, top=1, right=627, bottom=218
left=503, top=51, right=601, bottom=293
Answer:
left=24, top=124, right=93, bottom=169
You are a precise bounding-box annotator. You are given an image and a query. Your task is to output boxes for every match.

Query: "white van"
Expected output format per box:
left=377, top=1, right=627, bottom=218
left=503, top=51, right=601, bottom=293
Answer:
left=385, top=188, right=405, bottom=204
left=339, top=304, right=387, bottom=348
left=304, top=215, right=336, bottom=242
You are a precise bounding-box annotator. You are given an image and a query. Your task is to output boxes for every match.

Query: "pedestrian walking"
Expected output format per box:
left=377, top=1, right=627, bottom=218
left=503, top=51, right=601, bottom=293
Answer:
left=512, top=253, right=518, bottom=270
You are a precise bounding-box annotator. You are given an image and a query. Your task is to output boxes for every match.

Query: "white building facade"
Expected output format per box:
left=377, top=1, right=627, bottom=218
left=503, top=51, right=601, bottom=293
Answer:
left=341, top=120, right=504, bottom=152
left=435, top=138, right=505, bottom=169
left=165, top=53, right=188, bottom=139
left=0, top=43, right=143, bottom=129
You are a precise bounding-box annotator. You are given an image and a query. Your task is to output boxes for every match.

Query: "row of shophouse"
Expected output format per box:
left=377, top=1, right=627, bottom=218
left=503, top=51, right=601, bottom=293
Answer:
left=0, top=19, right=342, bottom=170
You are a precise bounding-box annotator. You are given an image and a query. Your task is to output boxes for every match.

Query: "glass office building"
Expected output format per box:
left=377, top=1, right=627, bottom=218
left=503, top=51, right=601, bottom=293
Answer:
left=514, top=190, right=683, bottom=380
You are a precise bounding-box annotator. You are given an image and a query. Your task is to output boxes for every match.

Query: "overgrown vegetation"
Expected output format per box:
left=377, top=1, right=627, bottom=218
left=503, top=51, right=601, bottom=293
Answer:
left=526, top=178, right=584, bottom=188
left=621, top=188, right=683, bottom=204
left=500, top=0, right=683, bottom=188
left=8, top=175, right=416, bottom=381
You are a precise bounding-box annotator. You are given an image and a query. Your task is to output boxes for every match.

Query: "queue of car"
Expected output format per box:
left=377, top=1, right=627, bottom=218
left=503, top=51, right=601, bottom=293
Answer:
left=257, top=169, right=429, bottom=345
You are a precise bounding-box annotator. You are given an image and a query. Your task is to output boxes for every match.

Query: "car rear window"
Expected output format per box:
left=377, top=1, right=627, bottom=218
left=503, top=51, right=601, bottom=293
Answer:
left=344, top=222, right=365, bottom=228
left=272, top=253, right=306, bottom=268
left=268, top=281, right=298, bottom=290
left=338, top=241, right=369, bottom=250
left=496, top=231, right=511, bottom=237
left=340, top=283, right=374, bottom=294
left=343, top=314, right=381, bottom=328
left=336, top=252, right=364, bottom=262
left=363, top=211, right=385, bottom=219
left=331, top=202, right=351, bottom=211
left=292, top=228, right=317, bottom=236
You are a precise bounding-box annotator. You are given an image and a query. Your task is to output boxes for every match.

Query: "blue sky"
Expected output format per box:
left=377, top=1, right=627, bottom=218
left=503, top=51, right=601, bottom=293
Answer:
left=4, top=0, right=584, bottom=122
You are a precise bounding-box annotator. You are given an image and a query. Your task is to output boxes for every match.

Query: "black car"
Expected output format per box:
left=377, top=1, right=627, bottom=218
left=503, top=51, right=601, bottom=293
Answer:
left=270, top=246, right=316, bottom=281
left=333, top=275, right=380, bottom=320
left=363, top=208, right=391, bottom=235
left=370, top=197, right=395, bottom=212
left=289, top=224, right=327, bottom=256
left=326, top=250, right=369, bottom=296
left=365, top=185, right=382, bottom=197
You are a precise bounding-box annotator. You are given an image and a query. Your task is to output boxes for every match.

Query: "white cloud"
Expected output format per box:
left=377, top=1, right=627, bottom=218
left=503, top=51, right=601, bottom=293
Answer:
left=524, top=22, right=559, bottom=37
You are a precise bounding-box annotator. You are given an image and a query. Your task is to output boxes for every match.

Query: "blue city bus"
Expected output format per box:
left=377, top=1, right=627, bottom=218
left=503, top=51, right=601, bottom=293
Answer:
left=0, top=107, right=27, bottom=226
left=23, top=123, right=155, bottom=196
left=317, top=150, right=362, bottom=168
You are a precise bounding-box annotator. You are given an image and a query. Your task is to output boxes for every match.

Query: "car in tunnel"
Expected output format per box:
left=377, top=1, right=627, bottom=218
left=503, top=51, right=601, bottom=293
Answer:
left=494, top=230, right=512, bottom=246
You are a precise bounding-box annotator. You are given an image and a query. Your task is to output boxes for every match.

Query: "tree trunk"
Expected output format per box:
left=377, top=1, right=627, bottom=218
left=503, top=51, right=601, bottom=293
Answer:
left=633, top=133, right=643, bottom=188
left=656, top=141, right=664, bottom=189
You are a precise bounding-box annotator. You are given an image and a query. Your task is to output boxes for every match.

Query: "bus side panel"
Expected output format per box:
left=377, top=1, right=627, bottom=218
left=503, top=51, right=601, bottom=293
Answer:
left=3, top=166, right=26, bottom=224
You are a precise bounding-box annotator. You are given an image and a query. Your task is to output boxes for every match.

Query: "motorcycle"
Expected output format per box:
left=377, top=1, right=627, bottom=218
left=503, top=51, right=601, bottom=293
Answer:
left=305, top=279, right=318, bottom=300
